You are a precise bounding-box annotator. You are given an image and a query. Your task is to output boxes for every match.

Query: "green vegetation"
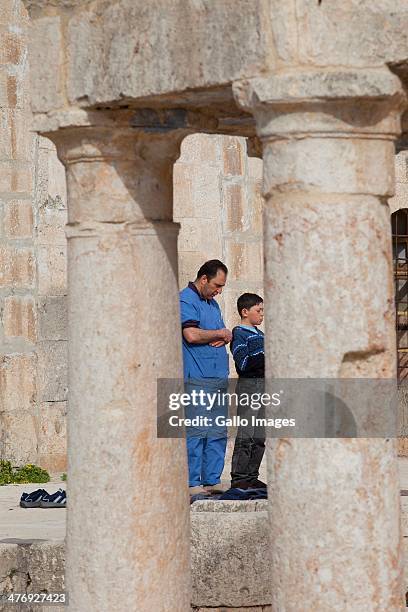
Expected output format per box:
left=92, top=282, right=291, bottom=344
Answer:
left=61, top=473, right=67, bottom=481
left=0, top=461, right=50, bottom=486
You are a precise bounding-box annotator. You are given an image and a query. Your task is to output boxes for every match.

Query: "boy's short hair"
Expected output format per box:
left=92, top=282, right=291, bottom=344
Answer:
left=237, top=293, right=263, bottom=316
left=196, top=259, right=228, bottom=281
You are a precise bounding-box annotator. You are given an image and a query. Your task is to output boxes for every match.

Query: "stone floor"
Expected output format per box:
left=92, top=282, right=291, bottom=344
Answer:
left=0, top=457, right=406, bottom=544
left=0, top=461, right=408, bottom=609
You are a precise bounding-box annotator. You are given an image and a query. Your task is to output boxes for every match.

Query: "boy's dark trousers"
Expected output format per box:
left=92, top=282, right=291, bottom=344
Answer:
left=231, top=378, right=265, bottom=487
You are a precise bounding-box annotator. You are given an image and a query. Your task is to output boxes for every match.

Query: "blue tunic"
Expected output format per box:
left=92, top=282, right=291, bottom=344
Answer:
left=179, top=283, right=229, bottom=380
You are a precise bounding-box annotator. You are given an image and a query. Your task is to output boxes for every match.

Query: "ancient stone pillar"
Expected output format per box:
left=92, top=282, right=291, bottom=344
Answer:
left=50, top=114, right=190, bottom=612
left=234, top=69, right=406, bottom=609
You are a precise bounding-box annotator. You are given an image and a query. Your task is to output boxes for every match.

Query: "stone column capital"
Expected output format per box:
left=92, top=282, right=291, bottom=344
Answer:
left=233, top=67, right=406, bottom=141
left=46, top=113, right=188, bottom=167
left=34, top=108, right=217, bottom=164
left=44, top=109, right=207, bottom=227
left=42, top=111, right=208, bottom=228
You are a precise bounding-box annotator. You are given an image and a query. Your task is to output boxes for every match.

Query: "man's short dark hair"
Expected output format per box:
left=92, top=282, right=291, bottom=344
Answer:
left=196, top=259, right=228, bottom=281
left=237, top=293, right=263, bottom=316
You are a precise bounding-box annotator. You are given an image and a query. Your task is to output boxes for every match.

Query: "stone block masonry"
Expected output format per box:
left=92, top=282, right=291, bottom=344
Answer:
left=0, top=1, right=68, bottom=471
left=29, top=137, right=68, bottom=473
left=0, top=1, right=37, bottom=466
left=174, top=134, right=263, bottom=338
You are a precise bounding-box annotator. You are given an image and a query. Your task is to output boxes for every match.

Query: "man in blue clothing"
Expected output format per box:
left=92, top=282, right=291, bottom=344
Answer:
left=179, top=259, right=232, bottom=495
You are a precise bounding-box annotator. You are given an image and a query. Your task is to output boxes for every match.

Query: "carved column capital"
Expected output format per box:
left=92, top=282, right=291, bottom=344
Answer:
left=46, top=110, right=196, bottom=184
left=234, top=68, right=406, bottom=200
left=44, top=109, right=201, bottom=227
left=233, top=68, right=406, bottom=142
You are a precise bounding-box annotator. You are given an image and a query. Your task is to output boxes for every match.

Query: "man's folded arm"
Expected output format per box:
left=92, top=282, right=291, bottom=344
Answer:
left=183, top=327, right=227, bottom=344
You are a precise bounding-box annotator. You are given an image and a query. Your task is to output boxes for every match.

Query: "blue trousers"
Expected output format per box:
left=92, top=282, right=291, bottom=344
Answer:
left=186, top=435, right=227, bottom=487
left=184, top=378, right=228, bottom=487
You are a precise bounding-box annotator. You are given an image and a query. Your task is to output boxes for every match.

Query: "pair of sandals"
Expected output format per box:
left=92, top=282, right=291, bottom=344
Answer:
left=20, top=488, right=66, bottom=508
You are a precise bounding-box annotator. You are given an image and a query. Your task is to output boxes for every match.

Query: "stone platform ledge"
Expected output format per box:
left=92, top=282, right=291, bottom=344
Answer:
left=1, top=495, right=408, bottom=609
left=190, top=499, right=268, bottom=513
left=191, top=500, right=271, bottom=608
left=192, top=607, right=272, bottom=611
left=0, top=541, right=65, bottom=612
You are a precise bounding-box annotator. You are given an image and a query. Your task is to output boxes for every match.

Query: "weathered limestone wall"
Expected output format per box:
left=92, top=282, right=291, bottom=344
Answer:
left=34, top=137, right=67, bottom=471
left=25, top=0, right=272, bottom=115
left=0, top=1, right=35, bottom=464
left=174, top=134, right=263, bottom=335
left=268, top=0, right=408, bottom=69
left=0, top=1, right=67, bottom=471
left=23, top=1, right=408, bottom=134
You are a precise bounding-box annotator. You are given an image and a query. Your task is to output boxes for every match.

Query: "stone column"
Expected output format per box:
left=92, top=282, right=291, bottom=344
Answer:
left=50, top=115, right=190, bottom=612
left=234, top=69, right=406, bottom=610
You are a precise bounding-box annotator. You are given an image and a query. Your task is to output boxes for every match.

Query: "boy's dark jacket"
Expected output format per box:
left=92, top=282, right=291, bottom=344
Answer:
left=230, top=325, right=264, bottom=378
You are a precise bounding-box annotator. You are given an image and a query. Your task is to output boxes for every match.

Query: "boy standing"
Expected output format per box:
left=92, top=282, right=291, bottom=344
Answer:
left=230, top=293, right=266, bottom=489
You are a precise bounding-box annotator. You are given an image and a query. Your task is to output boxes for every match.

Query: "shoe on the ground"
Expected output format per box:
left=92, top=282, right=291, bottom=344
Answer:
left=40, top=488, right=66, bottom=508
left=250, top=479, right=267, bottom=489
left=20, top=488, right=48, bottom=508
left=230, top=479, right=256, bottom=490
left=203, top=483, right=229, bottom=494
left=189, top=485, right=209, bottom=495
